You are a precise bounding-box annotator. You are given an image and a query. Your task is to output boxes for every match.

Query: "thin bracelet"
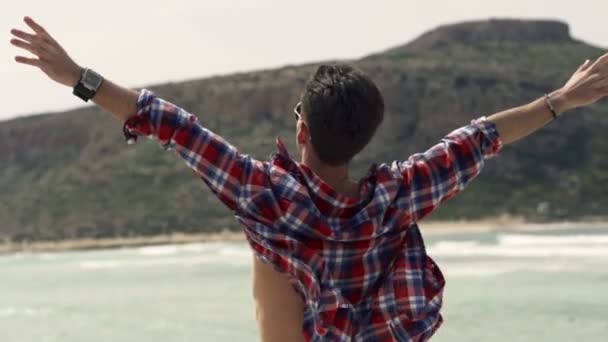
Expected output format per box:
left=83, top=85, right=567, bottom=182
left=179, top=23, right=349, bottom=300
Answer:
left=544, top=94, right=558, bottom=120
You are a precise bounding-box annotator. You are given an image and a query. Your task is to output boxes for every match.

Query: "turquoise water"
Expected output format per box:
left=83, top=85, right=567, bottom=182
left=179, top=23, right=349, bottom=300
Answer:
left=2, top=226, right=608, bottom=341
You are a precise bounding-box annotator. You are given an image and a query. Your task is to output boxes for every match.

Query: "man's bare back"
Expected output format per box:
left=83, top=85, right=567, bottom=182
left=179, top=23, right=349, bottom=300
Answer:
left=253, top=257, right=305, bottom=342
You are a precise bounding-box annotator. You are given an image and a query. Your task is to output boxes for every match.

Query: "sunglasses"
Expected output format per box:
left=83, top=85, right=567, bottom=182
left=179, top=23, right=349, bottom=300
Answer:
left=293, top=102, right=302, bottom=121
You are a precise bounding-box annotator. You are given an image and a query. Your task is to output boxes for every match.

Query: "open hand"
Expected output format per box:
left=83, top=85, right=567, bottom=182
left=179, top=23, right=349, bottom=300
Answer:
left=559, top=53, right=608, bottom=111
left=10, top=16, right=82, bottom=87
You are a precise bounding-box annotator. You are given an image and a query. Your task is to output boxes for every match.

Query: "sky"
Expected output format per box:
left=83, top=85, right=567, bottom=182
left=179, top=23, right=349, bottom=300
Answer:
left=1, top=0, right=607, bottom=121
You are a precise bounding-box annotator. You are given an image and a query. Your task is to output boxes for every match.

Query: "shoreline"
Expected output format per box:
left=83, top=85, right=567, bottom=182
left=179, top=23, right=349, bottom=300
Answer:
left=2, top=219, right=607, bottom=255
left=0, top=231, right=245, bottom=255
left=420, top=218, right=608, bottom=234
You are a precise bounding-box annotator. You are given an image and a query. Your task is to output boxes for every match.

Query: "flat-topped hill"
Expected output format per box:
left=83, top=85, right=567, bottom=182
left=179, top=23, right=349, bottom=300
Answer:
left=1, top=19, right=606, bottom=242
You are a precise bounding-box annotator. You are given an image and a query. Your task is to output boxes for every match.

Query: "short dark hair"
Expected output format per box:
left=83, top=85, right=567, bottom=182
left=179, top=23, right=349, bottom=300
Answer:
left=301, top=64, right=384, bottom=166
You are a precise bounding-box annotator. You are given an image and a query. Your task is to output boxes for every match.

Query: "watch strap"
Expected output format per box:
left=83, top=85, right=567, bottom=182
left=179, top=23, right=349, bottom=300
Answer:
left=73, top=82, right=96, bottom=102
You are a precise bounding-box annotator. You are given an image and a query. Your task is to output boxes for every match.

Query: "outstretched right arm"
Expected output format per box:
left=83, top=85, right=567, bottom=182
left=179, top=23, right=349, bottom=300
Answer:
left=10, top=17, right=274, bottom=215
left=10, top=16, right=139, bottom=121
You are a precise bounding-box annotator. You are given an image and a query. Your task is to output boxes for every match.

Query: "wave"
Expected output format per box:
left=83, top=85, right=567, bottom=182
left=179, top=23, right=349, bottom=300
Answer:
left=77, top=233, right=608, bottom=272
left=81, top=246, right=252, bottom=270
left=0, top=306, right=51, bottom=318
left=218, top=246, right=252, bottom=258
left=428, top=240, right=608, bottom=258
left=442, top=262, right=582, bottom=277
left=138, top=245, right=180, bottom=256
left=79, top=260, right=123, bottom=269
left=498, top=234, right=608, bottom=246
left=137, top=242, right=230, bottom=256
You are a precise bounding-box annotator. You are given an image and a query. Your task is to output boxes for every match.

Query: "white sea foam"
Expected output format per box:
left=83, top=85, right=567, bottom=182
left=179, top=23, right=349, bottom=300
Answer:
left=0, top=306, right=51, bottom=318
left=181, top=243, right=220, bottom=253
left=79, top=260, right=122, bottom=269
left=441, top=261, right=581, bottom=277
left=84, top=233, right=608, bottom=273
left=498, top=234, right=608, bottom=246
left=79, top=257, right=208, bottom=270
left=137, top=242, right=227, bottom=256
left=79, top=251, right=252, bottom=270
left=442, top=264, right=517, bottom=277
left=138, top=245, right=180, bottom=256
left=428, top=239, right=608, bottom=258
left=37, top=253, right=58, bottom=261
left=218, top=246, right=252, bottom=259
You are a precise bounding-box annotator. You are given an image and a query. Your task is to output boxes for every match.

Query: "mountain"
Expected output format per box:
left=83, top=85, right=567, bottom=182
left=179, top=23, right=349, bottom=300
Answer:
left=1, top=19, right=607, bottom=242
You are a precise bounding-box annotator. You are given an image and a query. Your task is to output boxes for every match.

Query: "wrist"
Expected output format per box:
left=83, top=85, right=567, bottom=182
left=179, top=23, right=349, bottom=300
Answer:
left=548, top=88, right=574, bottom=115
left=69, top=65, right=84, bottom=87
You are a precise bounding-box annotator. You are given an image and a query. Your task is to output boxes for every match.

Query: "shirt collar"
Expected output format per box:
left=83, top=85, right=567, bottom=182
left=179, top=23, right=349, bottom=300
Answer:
left=271, top=137, right=379, bottom=210
left=274, top=137, right=291, bottom=159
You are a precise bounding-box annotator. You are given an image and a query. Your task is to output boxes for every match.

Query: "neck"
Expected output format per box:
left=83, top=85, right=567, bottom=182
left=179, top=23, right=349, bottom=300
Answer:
left=301, top=154, right=357, bottom=196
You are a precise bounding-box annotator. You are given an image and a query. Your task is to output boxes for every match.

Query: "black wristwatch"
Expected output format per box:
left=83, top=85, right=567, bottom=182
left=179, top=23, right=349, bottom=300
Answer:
left=73, top=68, right=104, bottom=102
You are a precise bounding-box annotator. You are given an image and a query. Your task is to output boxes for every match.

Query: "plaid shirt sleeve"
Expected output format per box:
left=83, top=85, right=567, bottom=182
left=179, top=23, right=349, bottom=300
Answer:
left=122, top=89, right=270, bottom=212
left=393, top=118, right=502, bottom=221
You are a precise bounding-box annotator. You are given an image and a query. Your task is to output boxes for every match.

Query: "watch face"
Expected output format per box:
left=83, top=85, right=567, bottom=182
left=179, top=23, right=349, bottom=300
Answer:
left=83, top=69, right=103, bottom=90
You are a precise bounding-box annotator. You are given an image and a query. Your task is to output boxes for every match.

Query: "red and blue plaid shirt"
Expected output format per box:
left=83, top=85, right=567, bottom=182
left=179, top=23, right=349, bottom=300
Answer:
left=123, top=90, right=502, bottom=341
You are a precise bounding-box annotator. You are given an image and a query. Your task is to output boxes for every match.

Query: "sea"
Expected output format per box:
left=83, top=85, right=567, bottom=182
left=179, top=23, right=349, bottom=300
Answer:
left=2, top=225, right=608, bottom=342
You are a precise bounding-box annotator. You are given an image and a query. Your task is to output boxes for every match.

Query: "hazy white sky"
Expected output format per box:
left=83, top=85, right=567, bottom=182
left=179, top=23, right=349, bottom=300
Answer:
left=1, top=0, right=607, bottom=120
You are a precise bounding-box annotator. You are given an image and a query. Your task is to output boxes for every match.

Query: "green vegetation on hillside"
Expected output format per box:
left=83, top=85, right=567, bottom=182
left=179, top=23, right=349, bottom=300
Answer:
left=1, top=19, right=607, bottom=242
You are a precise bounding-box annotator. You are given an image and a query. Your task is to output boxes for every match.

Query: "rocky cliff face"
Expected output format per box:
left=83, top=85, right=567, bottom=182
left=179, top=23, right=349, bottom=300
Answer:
left=1, top=19, right=606, bottom=242
left=402, top=19, right=572, bottom=51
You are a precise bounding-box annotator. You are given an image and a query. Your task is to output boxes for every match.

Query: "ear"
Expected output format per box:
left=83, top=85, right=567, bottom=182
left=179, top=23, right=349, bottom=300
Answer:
left=296, top=121, right=310, bottom=145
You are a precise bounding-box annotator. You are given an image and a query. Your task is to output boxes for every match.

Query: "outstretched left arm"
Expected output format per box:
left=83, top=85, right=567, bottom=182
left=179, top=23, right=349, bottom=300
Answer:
left=488, top=54, right=608, bottom=144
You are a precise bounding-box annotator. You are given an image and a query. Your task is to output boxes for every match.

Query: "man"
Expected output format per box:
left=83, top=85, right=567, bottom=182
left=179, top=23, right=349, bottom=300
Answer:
left=10, top=16, right=608, bottom=341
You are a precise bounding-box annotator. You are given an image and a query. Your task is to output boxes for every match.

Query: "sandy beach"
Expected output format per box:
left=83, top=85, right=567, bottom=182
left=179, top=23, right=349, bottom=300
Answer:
left=2, top=217, right=607, bottom=254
